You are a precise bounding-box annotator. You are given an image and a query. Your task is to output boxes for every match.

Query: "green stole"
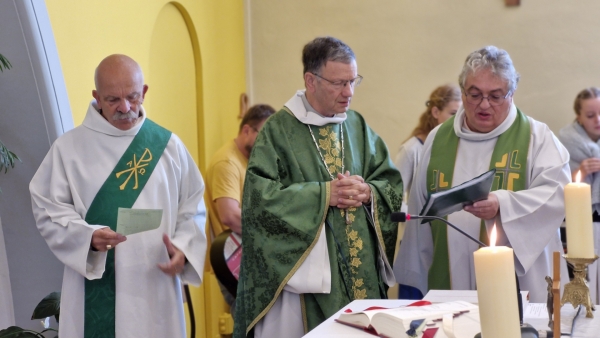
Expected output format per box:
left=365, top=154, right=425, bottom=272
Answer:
left=84, top=119, right=171, bottom=338
left=426, top=109, right=530, bottom=290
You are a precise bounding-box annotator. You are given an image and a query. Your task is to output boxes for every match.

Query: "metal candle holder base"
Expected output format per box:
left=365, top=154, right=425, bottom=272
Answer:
left=561, top=255, right=598, bottom=318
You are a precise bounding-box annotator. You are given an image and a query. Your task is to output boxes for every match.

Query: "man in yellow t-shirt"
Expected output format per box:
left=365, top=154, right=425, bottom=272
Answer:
left=206, top=104, right=275, bottom=307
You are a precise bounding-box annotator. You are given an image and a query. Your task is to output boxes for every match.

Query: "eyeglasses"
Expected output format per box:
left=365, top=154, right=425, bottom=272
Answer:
left=312, top=73, right=363, bottom=90
left=462, top=88, right=511, bottom=106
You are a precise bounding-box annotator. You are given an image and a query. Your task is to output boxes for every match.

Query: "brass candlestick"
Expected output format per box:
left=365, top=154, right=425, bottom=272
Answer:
left=560, top=255, right=598, bottom=318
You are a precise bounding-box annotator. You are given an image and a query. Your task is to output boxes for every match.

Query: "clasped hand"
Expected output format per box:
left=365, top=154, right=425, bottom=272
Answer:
left=91, top=229, right=186, bottom=276
left=330, top=171, right=371, bottom=209
left=578, top=158, right=600, bottom=179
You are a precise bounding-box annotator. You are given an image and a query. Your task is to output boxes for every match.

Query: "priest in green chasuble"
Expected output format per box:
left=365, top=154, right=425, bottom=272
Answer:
left=394, top=46, right=570, bottom=303
left=233, top=37, right=403, bottom=338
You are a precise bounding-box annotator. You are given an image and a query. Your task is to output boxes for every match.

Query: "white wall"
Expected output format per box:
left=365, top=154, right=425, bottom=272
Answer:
left=247, top=0, right=598, bottom=154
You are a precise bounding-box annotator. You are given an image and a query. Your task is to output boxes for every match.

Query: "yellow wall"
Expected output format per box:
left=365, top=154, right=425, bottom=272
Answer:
left=46, top=1, right=246, bottom=337
left=46, top=0, right=245, bottom=169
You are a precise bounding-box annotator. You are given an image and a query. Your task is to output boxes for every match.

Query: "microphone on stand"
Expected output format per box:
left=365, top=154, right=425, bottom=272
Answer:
left=392, top=212, right=487, bottom=247
left=392, top=212, right=539, bottom=337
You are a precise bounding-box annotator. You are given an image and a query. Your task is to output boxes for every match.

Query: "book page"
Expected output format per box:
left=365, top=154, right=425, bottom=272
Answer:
left=336, top=307, right=383, bottom=328
left=370, top=301, right=478, bottom=338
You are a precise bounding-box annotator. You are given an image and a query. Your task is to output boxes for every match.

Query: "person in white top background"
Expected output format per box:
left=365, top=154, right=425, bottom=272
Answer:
left=391, top=86, right=461, bottom=289
left=395, top=84, right=461, bottom=202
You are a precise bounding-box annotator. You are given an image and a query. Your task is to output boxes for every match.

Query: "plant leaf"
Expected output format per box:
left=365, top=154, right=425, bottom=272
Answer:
left=0, top=54, right=12, bottom=72
left=0, top=326, right=44, bottom=338
left=0, top=326, right=24, bottom=337
left=31, top=292, right=60, bottom=320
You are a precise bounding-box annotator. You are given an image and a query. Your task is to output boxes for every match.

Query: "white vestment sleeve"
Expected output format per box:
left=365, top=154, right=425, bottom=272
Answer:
left=492, top=120, right=571, bottom=275
left=30, top=144, right=108, bottom=280
left=285, top=224, right=331, bottom=294
left=168, top=138, right=208, bottom=286
left=394, top=137, right=423, bottom=197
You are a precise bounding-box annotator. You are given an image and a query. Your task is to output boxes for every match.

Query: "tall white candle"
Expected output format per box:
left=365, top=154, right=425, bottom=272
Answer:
left=565, top=171, right=595, bottom=258
left=474, top=225, right=520, bottom=338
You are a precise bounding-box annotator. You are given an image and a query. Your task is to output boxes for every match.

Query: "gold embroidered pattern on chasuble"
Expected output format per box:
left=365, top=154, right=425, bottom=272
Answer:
left=316, top=125, right=365, bottom=299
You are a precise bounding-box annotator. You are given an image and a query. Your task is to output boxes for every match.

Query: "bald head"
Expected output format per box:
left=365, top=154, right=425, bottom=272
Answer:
left=95, top=54, right=144, bottom=91
left=92, top=54, right=148, bottom=130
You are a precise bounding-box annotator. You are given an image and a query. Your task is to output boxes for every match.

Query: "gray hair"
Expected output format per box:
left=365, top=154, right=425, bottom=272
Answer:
left=302, top=37, right=355, bottom=75
left=458, top=46, right=520, bottom=94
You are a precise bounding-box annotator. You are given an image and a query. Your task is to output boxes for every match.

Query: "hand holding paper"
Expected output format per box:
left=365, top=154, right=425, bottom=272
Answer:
left=91, top=228, right=126, bottom=251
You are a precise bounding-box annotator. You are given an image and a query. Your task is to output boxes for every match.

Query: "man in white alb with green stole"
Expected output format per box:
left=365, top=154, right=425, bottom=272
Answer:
left=30, top=55, right=207, bottom=338
left=394, top=46, right=570, bottom=303
left=233, top=37, right=402, bottom=338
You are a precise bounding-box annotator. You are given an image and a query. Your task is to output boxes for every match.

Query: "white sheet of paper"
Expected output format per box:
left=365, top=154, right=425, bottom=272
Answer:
left=116, top=208, right=163, bottom=236
left=523, top=303, right=549, bottom=319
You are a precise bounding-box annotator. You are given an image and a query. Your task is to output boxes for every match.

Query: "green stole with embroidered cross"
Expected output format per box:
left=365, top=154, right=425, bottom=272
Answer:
left=426, top=109, right=530, bottom=291
left=83, top=119, right=171, bottom=338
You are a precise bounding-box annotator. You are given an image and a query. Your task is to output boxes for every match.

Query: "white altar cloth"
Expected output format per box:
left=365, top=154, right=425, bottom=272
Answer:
left=303, top=299, right=600, bottom=338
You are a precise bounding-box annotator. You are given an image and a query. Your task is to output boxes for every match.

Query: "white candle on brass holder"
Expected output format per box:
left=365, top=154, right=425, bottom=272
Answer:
left=565, top=171, right=595, bottom=258
left=474, top=225, right=520, bottom=338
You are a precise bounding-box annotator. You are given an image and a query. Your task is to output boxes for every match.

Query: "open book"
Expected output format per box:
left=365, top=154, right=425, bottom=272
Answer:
left=419, top=169, right=496, bottom=222
left=335, top=301, right=478, bottom=338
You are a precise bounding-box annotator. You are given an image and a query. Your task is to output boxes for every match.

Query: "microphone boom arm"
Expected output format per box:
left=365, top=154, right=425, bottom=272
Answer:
left=409, top=214, right=488, bottom=248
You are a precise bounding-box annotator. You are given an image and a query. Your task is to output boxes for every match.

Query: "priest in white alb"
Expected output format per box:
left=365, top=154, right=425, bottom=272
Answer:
left=29, top=54, right=207, bottom=338
left=394, top=46, right=570, bottom=303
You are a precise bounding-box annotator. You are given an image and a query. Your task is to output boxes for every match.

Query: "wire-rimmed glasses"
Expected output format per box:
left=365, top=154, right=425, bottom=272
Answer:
left=462, top=89, right=511, bottom=106
left=313, top=73, right=363, bottom=90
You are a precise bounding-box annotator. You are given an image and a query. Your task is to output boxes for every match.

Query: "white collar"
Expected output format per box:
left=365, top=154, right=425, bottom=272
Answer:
left=284, top=90, right=347, bottom=126
left=453, top=103, right=517, bottom=141
left=83, top=100, right=146, bottom=136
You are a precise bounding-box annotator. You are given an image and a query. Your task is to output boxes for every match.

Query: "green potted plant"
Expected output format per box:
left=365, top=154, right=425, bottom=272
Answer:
left=0, top=292, right=60, bottom=337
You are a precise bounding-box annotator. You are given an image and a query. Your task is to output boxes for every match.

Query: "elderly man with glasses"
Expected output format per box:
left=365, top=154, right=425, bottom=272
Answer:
left=233, top=36, right=402, bottom=338
left=394, top=45, right=570, bottom=303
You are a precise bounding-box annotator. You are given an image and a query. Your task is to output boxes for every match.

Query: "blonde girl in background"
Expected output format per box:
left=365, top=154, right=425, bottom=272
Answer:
left=558, top=87, right=600, bottom=304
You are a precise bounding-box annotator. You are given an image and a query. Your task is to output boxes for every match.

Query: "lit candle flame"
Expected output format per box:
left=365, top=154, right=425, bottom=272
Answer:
left=576, top=170, right=581, bottom=183
left=490, top=224, right=497, bottom=248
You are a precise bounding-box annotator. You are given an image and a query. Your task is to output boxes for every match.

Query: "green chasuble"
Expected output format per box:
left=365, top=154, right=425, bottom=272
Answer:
left=234, top=109, right=402, bottom=337
left=426, top=109, right=530, bottom=291
left=84, top=119, right=171, bottom=338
